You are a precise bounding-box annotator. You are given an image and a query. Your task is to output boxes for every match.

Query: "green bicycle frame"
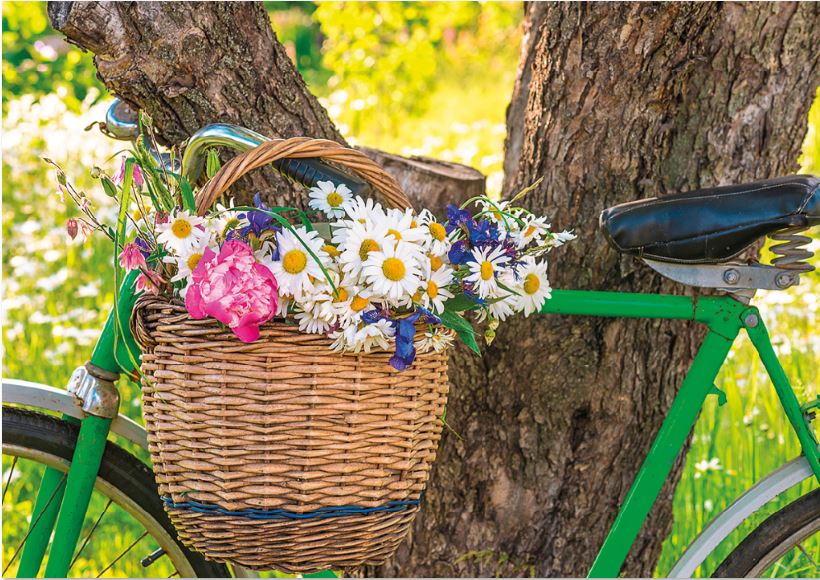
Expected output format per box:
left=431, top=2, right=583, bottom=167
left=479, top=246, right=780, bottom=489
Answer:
left=16, top=284, right=820, bottom=578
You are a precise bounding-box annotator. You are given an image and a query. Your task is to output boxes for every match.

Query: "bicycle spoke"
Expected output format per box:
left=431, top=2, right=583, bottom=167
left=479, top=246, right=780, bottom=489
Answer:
left=69, top=498, right=113, bottom=570
left=795, top=542, right=820, bottom=571
left=3, top=456, right=18, bottom=502
left=2, top=472, right=67, bottom=575
left=95, top=530, right=148, bottom=578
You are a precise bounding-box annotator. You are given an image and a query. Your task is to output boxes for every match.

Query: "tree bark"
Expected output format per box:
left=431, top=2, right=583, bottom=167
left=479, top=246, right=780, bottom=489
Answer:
left=48, top=1, right=819, bottom=577
left=379, top=2, right=818, bottom=577
left=48, top=1, right=483, bottom=211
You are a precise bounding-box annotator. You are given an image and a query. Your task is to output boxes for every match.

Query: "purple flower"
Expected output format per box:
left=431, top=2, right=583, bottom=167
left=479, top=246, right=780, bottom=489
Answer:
left=468, top=219, right=500, bottom=246
left=448, top=239, right=471, bottom=265
left=445, top=204, right=474, bottom=234
left=239, top=192, right=276, bottom=237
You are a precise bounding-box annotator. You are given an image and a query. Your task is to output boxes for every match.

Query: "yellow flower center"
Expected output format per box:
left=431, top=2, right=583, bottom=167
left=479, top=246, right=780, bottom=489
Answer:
left=171, top=219, right=192, bottom=239
left=283, top=249, right=307, bottom=274
left=387, top=228, right=402, bottom=240
left=358, top=239, right=380, bottom=261
left=412, top=289, right=423, bottom=302
left=411, top=219, right=418, bottom=227
left=523, top=273, right=540, bottom=294
left=426, top=280, right=439, bottom=298
left=429, top=255, right=443, bottom=271
left=480, top=261, right=494, bottom=281
left=429, top=222, right=446, bottom=241
left=382, top=257, right=406, bottom=281
left=351, top=295, right=369, bottom=311
left=322, top=244, right=340, bottom=257
left=334, top=287, right=349, bottom=302
left=187, top=253, right=202, bottom=271
left=326, top=191, right=344, bottom=207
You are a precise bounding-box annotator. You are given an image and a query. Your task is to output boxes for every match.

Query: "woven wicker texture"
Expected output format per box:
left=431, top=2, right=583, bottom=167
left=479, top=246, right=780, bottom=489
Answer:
left=133, top=139, right=450, bottom=572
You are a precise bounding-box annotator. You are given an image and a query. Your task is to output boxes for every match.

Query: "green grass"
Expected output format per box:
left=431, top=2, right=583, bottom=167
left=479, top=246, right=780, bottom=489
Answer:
left=2, top=44, right=819, bottom=580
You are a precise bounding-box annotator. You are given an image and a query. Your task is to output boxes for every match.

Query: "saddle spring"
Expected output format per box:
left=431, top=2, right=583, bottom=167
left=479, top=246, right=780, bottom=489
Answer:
left=769, top=226, right=815, bottom=273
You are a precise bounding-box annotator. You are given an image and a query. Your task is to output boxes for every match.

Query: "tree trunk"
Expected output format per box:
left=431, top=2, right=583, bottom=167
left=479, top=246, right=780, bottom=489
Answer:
left=49, top=1, right=819, bottom=577
left=378, top=2, right=818, bottom=577
left=48, top=1, right=483, bottom=211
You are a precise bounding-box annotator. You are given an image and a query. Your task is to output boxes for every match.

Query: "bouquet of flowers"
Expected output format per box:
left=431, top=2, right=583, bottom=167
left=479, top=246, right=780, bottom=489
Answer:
left=54, top=132, right=574, bottom=371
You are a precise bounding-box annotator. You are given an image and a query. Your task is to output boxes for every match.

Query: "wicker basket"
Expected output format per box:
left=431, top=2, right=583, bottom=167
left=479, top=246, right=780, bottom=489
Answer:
left=132, top=138, right=450, bottom=573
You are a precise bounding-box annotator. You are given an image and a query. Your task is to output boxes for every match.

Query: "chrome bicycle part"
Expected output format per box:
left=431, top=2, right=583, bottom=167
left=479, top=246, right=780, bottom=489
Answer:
left=181, top=123, right=270, bottom=182
left=770, top=226, right=816, bottom=273
left=65, top=363, right=120, bottom=419
left=668, top=456, right=814, bottom=577
left=103, top=98, right=139, bottom=141
left=642, top=259, right=801, bottom=292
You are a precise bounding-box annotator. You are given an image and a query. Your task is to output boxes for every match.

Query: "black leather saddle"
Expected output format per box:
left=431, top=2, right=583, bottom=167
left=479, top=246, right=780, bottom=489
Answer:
left=600, top=175, right=820, bottom=264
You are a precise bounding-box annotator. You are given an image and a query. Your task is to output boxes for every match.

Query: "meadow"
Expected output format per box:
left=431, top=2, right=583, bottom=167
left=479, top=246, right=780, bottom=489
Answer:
left=2, top=3, right=819, bottom=577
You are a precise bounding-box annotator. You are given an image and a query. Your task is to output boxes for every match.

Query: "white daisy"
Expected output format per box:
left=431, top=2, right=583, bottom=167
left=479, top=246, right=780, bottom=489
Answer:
left=308, top=180, right=353, bottom=219
left=475, top=287, right=517, bottom=322
left=416, top=327, right=455, bottom=353
left=514, top=257, right=552, bottom=316
left=417, top=209, right=452, bottom=256
left=361, top=241, right=424, bottom=304
left=268, top=227, right=329, bottom=300
left=210, top=199, right=248, bottom=238
left=163, top=238, right=211, bottom=284
left=548, top=230, right=577, bottom=248
left=382, top=207, right=427, bottom=247
left=341, top=196, right=386, bottom=227
left=337, top=219, right=389, bottom=283
left=416, top=262, right=455, bottom=314
left=295, top=307, right=333, bottom=334
left=330, top=319, right=395, bottom=353
left=464, top=245, right=511, bottom=298
left=515, top=215, right=551, bottom=248
left=156, top=209, right=209, bottom=254
left=476, top=199, right=521, bottom=233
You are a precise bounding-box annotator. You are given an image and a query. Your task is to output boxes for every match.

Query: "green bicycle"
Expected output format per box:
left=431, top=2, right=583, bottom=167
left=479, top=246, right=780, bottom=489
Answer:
left=3, top=100, right=819, bottom=578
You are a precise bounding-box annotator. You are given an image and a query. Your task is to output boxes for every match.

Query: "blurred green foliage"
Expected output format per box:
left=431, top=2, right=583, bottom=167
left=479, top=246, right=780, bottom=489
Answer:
left=1, top=1, right=103, bottom=111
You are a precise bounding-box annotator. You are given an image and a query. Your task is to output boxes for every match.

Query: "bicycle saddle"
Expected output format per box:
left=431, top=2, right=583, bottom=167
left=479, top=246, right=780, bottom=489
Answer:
left=599, top=175, right=820, bottom=264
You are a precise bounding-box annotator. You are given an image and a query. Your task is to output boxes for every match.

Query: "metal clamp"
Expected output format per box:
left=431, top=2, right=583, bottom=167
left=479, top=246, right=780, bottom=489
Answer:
left=643, top=259, right=803, bottom=292
left=66, top=363, right=121, bottom=419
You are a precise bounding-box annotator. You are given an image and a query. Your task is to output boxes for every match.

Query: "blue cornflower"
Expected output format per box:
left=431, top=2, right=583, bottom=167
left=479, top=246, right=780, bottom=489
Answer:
left=238, top=192, right=276, bottom=237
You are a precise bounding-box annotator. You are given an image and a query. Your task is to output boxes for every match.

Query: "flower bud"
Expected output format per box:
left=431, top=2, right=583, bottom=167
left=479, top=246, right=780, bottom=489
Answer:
left=66, top=218, right=78, bottom=239
left=90, top=166, right=101, bottom=178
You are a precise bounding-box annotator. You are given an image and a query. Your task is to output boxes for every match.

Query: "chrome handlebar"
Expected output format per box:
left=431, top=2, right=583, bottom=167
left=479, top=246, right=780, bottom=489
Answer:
left=103, top=99, right=366, bottom=193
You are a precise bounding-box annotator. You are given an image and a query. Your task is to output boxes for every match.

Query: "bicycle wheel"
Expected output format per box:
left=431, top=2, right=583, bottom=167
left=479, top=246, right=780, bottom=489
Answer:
left=714, top=488, right=820, bottom=577
left=2, top=406, right=230, bottom=578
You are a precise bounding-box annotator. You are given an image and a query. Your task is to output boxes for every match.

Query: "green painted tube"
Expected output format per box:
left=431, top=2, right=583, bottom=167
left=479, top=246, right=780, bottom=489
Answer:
left=42, top=415, right=112, bottom=578
left=587, top=328, right=739, bottom=578
left=90, top=270, right=140, bottom=375
left=746, top=312, right=820, bottom=482
left=541, top=289, right=696, bottom=320
left=15, top=468, right=67, bottom=578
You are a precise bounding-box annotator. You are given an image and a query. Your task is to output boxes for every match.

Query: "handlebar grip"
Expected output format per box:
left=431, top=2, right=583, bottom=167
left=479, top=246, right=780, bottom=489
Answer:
left=271, top=156, right=367, bottom=196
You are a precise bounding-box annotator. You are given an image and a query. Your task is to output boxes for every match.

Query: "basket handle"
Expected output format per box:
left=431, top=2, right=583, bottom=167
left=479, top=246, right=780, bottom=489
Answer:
left=195, top=137, right=413, bottom=215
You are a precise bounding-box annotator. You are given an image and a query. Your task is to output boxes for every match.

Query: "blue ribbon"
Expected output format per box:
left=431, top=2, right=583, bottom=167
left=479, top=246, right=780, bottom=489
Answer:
left=162, top=497, right=420, bottom=520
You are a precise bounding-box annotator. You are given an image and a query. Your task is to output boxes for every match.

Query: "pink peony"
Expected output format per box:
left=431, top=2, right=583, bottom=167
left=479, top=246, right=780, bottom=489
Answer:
left=113, top=156, right=145, bottom=189
left=185, top=240, right=279, bottom=342
left=118, top=242, right=147, bottom=271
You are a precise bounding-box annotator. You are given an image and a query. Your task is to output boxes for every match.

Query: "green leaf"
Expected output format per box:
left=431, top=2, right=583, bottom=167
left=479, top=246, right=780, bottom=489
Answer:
left=206, top=148, right=221, bottom=179
left=439, top=309, right=480, bottom=355
left=442, top=294, right=479, bottom=312
left=179, top=176, right=196, bottom=213
left=100, top=176, right=118, bottom=198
